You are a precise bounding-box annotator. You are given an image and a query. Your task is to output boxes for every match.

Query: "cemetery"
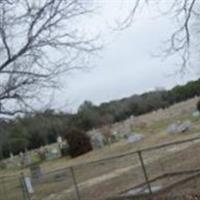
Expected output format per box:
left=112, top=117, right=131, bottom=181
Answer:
left=0, top=0, right=200, bottom=199
left=0, top=97, right=200, bottom=200
left=0, top=137, right=67, bottom=171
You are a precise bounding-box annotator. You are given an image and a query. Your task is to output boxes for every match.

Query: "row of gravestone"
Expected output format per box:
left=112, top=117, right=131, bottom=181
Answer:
left=166, top=120, right=192, bottom=135
left=3, top=142, right=68, bottom=169
left=87, top=129, right=144, bottom=149
left=88, top=111, right=200, bottom=148
left=166, top=111, right=200, bottom=135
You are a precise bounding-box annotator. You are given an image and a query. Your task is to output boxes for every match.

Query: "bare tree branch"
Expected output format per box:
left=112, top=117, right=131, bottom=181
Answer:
left=0, top=0, right=99, bottom=117
left=120, top=0, right=199, bottom=71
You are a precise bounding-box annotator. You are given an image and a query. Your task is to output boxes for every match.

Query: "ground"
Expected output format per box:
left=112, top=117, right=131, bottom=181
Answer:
left=0, top=97, right=200, bottom=200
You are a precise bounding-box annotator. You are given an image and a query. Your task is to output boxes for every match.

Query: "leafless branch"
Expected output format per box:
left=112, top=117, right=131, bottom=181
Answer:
left=0, top=0, right=99, bottom=117
left=120, top=0, right=199, bottom=71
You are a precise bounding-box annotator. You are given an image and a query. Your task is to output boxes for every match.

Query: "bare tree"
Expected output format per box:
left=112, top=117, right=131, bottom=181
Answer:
left=0, top=0, right=98, bottom=116
left=120, top=0, right=199, bottom=71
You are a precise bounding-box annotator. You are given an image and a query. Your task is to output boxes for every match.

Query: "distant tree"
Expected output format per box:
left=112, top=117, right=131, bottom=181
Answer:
left=0, top=120, right=9, bottom=159
left=65, top=128, right=92, bottom=158
left=99, top=113, right=114, bottom=126
left=9, top=124, right=29, bottom=154
left=76, top=101, right=100, bottom=130
left=197, top=100, right=200, bottom=112
left=78, top=101, right=94, bottom=113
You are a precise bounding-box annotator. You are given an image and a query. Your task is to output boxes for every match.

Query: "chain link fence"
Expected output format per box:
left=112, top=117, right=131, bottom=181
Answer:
left=1, top=136, right=200, bottom=200
left=0, top=175, right=24, bottom=200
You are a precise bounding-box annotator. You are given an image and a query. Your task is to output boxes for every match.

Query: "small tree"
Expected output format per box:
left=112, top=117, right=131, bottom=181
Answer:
left=197, top=100, right=200, bottom=112
left=65, top=128, right=92, bottom=158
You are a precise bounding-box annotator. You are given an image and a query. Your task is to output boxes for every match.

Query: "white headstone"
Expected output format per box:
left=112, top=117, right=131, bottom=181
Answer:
left=57, top=136, right=62, bottom=143
left=10, top=152, right=14, bottom=159
left=24, top=177, right=34, bottom=194
left=166, top=123, right=179, bottom=134
left=192, top=111, right=200, bottom=118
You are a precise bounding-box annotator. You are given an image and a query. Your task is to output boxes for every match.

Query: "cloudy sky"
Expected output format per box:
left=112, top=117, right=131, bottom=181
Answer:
left=53, top=1, right=199, bottom=112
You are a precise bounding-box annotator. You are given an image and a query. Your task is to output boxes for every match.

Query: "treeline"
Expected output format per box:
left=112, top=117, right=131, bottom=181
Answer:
left=73, top=79, right=200, bottom=129
left=0, top=79, right=200, bottom=158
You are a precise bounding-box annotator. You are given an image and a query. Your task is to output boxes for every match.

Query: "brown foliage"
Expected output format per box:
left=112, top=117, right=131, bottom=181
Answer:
left=65, top=128, right=92, bottom=158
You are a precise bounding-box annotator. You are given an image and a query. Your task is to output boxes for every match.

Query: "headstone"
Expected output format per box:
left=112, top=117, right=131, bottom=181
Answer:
left=8, top=152, right=17, bottom=168
left=91, top=132, right=105, bottom=149
left=57, top=136, right=62, bottom=143
left=46, top=147, right=61, bottom=160
left=122, top=185, right=162, bottom=196
left=177, top=120, right=192, bottom=133
left=52, top=148, right=58, bottom=154
left=127, top=134, right=144, bottom=143
left=192, top=111, right=200, bottom=118
left=166, top=123, right=179, bottom=135
left=57, top=136, right=63, bottom=150
left=166, top=120, right=192, bottom=135
left=88, top=130, right=106, bottom=149
left=9, top=152, right=14, bottom=160
left=24, top=177, right=34, bottom=194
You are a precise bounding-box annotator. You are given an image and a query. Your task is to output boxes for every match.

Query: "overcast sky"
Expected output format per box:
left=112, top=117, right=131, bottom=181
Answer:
left=52, top=1, right=199, bottom=112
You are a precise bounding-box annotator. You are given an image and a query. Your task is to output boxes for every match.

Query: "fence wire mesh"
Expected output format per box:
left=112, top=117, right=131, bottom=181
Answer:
left=29, top=167, right=78, bottom=200
left=72, top=153, right=143, bottom=200
left=140, top=137, right=200, bottom=196
left=0, top=175, right=23, bottom=200
left=1, top=136, right=200, bottom=200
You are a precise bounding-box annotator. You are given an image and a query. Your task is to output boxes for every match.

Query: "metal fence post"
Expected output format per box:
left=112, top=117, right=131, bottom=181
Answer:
left=70, top=167, right=81, bottom=200
left=137, top=150, right=152, bottom=195
left=20, top=172, right=31, bottom=200
left=0, top=177, right=2, bottom=197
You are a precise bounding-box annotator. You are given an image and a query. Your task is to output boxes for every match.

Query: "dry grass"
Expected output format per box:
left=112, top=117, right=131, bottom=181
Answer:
left=1, top=98, right=199, bottom=176
left=1, top=97, right=200, bottom=200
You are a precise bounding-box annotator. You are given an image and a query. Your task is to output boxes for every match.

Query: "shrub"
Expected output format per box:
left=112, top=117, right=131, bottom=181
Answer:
left=65, top=128, right=92, bottom=158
